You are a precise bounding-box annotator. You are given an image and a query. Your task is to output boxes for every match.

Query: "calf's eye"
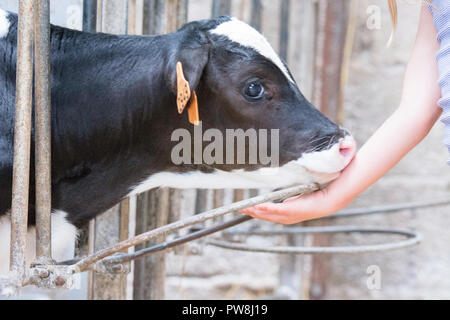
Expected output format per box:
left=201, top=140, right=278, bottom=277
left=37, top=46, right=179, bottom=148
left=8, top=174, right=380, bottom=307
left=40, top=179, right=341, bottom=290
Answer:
left=244, top=82, right=265, bottom=100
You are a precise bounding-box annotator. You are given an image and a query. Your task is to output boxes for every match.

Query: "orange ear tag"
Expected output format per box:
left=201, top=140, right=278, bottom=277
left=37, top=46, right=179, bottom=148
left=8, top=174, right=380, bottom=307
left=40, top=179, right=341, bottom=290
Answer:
left=176, top=61, right=201, bottom=126
left=176, top=61, right=191, bottom=114
left=188, top=91, right=200, bottom=126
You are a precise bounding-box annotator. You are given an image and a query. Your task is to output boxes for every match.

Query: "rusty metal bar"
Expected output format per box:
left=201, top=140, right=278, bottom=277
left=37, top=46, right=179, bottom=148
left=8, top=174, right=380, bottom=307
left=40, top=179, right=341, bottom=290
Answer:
left=134, top=0, right=168, bottom=299
left=134, top=0, right=167, bottom=299
left=308, top=0, right=350, bottom=300
left=58, top=195, right=450, bottom=268
left=34, top=0, right=53, bottom=265
left=10, top=0, right=34, bottom=284
left=71, top=184, right=318, bottom=273
left=133, top=189, right=170, bottom=300
left=81, top=0, right=98, bottom=299
left=313, top=0, right=349, bottom=121
left=276, top=0, right=302, bottom=300
left=103, top=216, right=253, bottom=265
left=133, top=0, right=188, bottom=300
left=89, top=0, right=129, bottom=300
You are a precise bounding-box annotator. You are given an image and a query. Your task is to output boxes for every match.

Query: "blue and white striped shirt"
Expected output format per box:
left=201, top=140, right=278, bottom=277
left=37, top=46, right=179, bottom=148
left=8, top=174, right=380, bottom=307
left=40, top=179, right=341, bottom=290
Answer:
left=429, top=0, right=450, bottom=164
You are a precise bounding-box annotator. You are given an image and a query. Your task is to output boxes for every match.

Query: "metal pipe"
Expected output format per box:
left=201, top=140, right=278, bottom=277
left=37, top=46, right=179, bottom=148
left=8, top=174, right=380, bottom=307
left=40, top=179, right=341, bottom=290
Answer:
left=332, top=198, right=450, bottom=219
left=34, top=0, right=53, bottom=265
left=83, top=0, right=97, bottom=33
left=53, top=194, right=450, bottom=276
left=71, top=184, right=318, bottom=273
left=212, top=0, right=232, bottom=17
left=208, top=227, right=422, bottom=254
left=102, top=216, right=253, bottom=265
left=82, top=0, right=98, bottom=299
left=250, top=0, right=262, bottom=31
left=10, top=0, right=34, bottom=283
left=279, top=0, right=290, bottom=61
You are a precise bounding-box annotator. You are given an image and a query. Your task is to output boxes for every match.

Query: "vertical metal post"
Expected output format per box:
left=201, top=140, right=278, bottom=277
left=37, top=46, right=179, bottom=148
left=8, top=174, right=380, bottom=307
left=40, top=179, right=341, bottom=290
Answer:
left=88, top=0, right=129, bottom=300
left=307, top=0, right=350, bottom=300
left=247, top=0, right=265, bottom=200
left=272, top=0, right=304, bottom=300
left=250, top=0, right=262, bottom=31
left=133, top=0, right=188, bottom=300
left=83, top=0, right=97, bottom=33
left=82, top=0, right=98, bottom=300
left=279, top=0, right=290, bottom=61
left=10, top=0, right=34, bottom=284
left=210, top=0, right=233, bottom=221
left=166, top=0, right=188, bottom=290
left=166, top=0, right=188, bottom=31
left=34, top=0, right=53, bottom=265
left=212, top=0, right=231, bottom=17
left=127, top=0, right=138, bottom=35
left=133, top=190, right=170, bottom=300
left=313, top=0, right=349, bottom=122
left=134, top=0, right=169, bottom=300
left=143, top=0, right=165, bottom=35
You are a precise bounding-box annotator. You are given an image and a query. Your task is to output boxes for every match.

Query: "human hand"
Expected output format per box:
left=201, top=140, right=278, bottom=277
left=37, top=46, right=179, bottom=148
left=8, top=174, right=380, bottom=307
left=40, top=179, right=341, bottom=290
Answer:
left=241, top=188, right=337, bottom=225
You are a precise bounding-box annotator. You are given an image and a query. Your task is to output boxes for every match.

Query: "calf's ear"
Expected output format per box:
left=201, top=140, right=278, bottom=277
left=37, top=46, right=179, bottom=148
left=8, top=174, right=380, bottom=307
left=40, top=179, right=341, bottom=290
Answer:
left=168, top=45, right=209, bottom=124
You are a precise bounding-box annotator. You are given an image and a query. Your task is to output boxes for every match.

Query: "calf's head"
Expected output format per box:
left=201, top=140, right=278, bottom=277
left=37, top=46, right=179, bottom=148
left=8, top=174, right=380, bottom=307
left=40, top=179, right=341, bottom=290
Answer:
left=148, top=17, right=355, bottom=191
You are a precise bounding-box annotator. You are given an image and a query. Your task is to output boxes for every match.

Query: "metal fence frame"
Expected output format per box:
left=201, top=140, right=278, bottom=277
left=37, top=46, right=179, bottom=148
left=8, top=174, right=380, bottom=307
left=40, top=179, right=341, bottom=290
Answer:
left=9, top=0, right=58, bottom=292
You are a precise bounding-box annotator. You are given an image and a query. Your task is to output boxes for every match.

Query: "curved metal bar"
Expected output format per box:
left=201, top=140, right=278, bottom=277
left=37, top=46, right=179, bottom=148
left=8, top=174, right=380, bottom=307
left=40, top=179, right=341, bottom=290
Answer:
left=332, top=199, right=450, bottom=219
left=208, top=226, right=422, bottom=254
left=10, top=0, right=35, bottom=287
left=225, top=225, right=420, bottom=236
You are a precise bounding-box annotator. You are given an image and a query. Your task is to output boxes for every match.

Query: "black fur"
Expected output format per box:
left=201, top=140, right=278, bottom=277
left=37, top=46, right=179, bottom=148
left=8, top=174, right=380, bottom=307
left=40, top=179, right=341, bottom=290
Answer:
left=0, top=13, right=343, bottom=228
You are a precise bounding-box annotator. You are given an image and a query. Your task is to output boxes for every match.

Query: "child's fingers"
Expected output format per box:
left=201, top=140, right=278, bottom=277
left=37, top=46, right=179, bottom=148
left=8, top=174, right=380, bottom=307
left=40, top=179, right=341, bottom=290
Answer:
left=243, top=209, right=288, bottom=223
left=241, top=204, right=294, bottom=224
left=242, top=203, right=292, bottom=216
left=240, top=207, right=267, bottom=217
left=283, top=195, right=303, bottom=203
left=253, top=202, right=296, bottom=215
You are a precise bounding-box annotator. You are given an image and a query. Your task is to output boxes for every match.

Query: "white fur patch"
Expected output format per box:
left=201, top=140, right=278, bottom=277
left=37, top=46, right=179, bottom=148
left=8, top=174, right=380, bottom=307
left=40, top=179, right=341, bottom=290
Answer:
left=210, top=17, right=294, bottom=84
left=0, top=9, right=10, bottom=38
left=128, top=137, right=353, bottom=195
left=0, top=211, right=77, bottom=276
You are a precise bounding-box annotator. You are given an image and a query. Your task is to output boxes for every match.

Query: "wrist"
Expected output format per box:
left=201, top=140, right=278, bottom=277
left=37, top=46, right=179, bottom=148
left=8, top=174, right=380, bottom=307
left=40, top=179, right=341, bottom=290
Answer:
left=314, top=186, right=343, bottom=216
left=318, top=172, right=356, bottom=214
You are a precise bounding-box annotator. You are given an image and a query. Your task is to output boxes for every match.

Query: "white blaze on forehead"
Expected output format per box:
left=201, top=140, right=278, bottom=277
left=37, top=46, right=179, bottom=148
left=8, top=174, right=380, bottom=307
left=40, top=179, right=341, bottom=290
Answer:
left=0, top=9, right=10, bottom=38
left=210, top=18, right=294, bottom=84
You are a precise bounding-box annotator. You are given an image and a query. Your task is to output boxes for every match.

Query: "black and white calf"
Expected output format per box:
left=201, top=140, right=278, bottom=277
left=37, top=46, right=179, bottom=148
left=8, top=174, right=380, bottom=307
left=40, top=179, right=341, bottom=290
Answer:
left=0, top=9, right=356, bottom=273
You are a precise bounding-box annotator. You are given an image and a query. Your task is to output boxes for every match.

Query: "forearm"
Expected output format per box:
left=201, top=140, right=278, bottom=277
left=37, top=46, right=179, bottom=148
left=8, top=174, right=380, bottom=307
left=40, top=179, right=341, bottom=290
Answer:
left=325, top=5, right=442, bottom=213
left=325, top=103, right=441, bottom=212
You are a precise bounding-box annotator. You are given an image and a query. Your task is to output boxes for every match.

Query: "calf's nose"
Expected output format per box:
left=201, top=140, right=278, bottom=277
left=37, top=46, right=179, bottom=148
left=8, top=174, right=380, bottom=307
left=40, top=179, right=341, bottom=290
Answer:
left=338, top=135, right=356, bottom=161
